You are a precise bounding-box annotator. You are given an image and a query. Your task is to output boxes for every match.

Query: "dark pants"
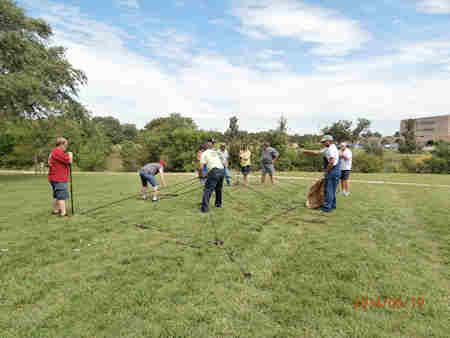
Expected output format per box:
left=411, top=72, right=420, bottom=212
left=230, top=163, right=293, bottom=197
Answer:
left=201, top=168, right=225, bottom=212
left=322, top=166, right=340, bottom=212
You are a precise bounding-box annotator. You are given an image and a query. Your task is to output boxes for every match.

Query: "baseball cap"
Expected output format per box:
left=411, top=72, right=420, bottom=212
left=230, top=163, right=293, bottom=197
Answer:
left=340, top=142, right=347, bottom=147
left=320, top=135, right=334, bottom=143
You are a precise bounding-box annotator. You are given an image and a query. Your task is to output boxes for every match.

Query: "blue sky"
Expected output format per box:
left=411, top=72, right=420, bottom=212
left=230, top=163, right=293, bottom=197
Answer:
left=19, top=0, right=450, bottom=135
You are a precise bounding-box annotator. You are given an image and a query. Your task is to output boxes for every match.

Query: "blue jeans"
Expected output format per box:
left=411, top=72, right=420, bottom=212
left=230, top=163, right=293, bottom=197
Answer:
left=322, top=166, right=340, bottom=212
left=201, top=168, right=225, bottom=212
left=139, top=170, right=158, bottom=187
left=200, top=165, right=208, bottom=183
left=224, top=167, right=231, bottom=185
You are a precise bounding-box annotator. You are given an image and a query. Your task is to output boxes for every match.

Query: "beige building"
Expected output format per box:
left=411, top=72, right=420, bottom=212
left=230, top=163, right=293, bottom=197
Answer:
left=400, top=114, right=450, bottom=145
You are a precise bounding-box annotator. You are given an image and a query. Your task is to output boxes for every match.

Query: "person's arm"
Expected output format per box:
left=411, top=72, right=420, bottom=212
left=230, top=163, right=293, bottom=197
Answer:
left=52, top=149, right=72, bottom=164
left=272, top=149, right=280, bottom=163
left=159, top=167, right=167, bottom=188
left=326, top=157, right=336, bottom=175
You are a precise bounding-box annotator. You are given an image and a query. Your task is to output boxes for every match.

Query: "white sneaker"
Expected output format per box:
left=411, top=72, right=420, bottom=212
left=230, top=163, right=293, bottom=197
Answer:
left=343, top=191, right=350, bottom=196
left=142, top=195, right=148, bottom=200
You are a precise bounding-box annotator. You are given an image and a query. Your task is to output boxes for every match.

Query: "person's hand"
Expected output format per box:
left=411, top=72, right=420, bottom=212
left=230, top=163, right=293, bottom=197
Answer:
left=68, top=152, right=73, bottom=162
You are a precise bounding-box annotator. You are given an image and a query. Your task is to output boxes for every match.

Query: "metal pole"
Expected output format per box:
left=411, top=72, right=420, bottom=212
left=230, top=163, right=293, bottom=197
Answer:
left=69, top=163, right=74, bottom=215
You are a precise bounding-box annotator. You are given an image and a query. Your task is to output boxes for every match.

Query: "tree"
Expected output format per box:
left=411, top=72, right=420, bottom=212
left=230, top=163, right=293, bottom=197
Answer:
left=224, top=116, right=239, bottom=139
left=0, top=0, right=87, bottom=120
left=92, top=116, right=124, bottom=144
left=321, top=120, right=353, bottom=144
left=399, top=119, right=419, bottom=153
left=351, top=118, right=371, bottom=143
left=143, top=113, right=197, bottom=132
left=122, top=123, right=138, bottom=142
left=361, top=130, right=382, bottom=138
left=277, top=115, right=288, bottom=133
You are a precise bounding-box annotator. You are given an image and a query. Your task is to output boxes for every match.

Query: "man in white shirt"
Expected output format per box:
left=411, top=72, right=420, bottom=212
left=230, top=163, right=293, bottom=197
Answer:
left=218, top=144, right=231, bottom=186
left=302, top=135, right=341, bottom=212
left=200, top=138, right=225, bottom=213
left=339, top=143, right=352, bottom=196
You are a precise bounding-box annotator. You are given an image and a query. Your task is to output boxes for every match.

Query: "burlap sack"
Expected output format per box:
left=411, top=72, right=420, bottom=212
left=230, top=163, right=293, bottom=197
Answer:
left=306, top=178, right=325, bottom=209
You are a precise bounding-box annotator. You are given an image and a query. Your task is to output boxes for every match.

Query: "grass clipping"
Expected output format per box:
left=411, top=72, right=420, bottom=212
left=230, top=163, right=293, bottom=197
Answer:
left=306, top=178, right=325, bottom=209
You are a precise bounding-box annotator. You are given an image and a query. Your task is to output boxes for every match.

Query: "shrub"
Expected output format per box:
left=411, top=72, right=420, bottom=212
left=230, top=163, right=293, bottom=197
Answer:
left=120, top=141, right=142, bottom=172
left=353, top=152, right=383, bottom=173
left=363, top=138, right=384, bottom=157
left=400, top=157, right=417, bottom=173
left=424, top=157, right=449, bottom=174
left=423, top=141, right=450, bottom=174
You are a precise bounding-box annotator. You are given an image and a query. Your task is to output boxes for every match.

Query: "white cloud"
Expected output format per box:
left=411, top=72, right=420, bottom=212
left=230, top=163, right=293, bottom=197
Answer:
left=117, top=0, right=140, bottom=10
left=417, top=0, right=450, bottom=14
left=144, top=29, right=195, bottom=63
left=232, top=0, right=370, bottom=56
left=257, top=49, right=285, bottom=60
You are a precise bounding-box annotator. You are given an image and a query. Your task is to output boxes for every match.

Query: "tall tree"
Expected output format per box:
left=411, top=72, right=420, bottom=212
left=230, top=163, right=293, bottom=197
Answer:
left=277, top=115, right=288, bottom=133
left=121, top=123, right=138, bottom=142
left=225, top=116, right=239, bottom=139
left=351, top=118, right=371, bottom=143
left=92, top=116, right=124, bottom=144
left=0, top=0, right=87, bottom=120
left=321, top=120, right=353, bottom=144
left=399, top=119, right=418, bottom=153
left=144, top=113, right=197, bottom=132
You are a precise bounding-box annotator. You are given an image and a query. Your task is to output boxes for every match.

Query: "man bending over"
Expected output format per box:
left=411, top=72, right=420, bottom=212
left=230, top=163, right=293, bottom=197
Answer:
left=139, top=161, right=167, bottom=201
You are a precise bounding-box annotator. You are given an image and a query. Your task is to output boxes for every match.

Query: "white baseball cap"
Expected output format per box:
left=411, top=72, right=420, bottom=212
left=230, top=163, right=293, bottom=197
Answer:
left=320, top=135, right=334, bottom=142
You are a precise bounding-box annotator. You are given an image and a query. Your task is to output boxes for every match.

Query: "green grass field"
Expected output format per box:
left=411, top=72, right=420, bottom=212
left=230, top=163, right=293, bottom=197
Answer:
left=0, top=172, right=449, bottom=337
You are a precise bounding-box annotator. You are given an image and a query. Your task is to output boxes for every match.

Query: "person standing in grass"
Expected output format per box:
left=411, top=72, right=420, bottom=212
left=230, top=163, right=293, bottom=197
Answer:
left=218, top=143, right=231, bottom=186
left=239, top=144, right=251, bottom=185
left=260, top=142, right=280, bottom=185
left=200, top=138, right=225, bottom=213
left=339, top=142, right=352, bottom=196
left=48, top=137, right=73, bottom=217
left=302, top=135, right=340, bottom=213
left=139, top=161, right=167, bottom=201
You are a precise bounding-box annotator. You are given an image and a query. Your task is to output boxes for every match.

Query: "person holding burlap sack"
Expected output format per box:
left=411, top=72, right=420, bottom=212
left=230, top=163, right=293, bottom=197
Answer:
left=301, top=135, right=340, bottom=212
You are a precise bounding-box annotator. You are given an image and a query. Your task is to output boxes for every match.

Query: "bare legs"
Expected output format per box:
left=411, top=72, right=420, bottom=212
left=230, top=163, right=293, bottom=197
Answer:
left=243, top=174, right=249, bottom=185
left=141, top=186, right=159, bottom=200
left=261, top=173, right=275, bottom=184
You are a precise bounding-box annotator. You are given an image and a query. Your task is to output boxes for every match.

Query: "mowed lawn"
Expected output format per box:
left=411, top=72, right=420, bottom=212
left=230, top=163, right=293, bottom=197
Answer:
left=0, top=172, right=449, bottom=337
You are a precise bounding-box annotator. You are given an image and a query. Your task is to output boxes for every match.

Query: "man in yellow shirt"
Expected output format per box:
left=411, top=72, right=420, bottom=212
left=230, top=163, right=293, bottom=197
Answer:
left=239, top=144, right=251, bottom=185
left=200, top=138, right=225, bottom=213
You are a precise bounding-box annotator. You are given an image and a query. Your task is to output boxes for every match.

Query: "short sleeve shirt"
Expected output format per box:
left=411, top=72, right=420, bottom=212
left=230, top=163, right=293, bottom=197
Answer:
left=322, top=144, right=339, bottom=167
left=262, top=147, right=279, bottom=164
left=142, top=163, right=162, bottom=175
left=218, top=150, right=229, bottom=167
left=200, top=149, right=224, bottom=169
left=240, top=150, right=251, bottom=167
left=339, top=148, right=352, bottom=171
